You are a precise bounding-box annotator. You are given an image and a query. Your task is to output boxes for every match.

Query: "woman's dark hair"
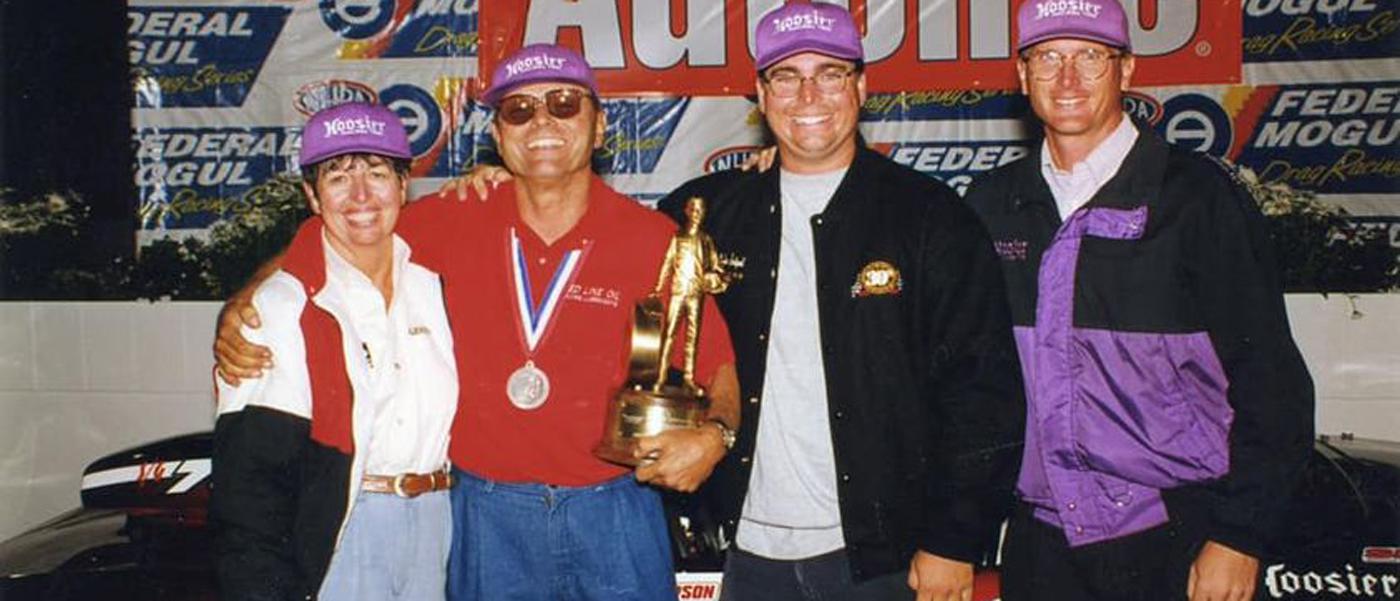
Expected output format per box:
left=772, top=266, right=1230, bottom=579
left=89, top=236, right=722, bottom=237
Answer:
left=301, top=152, right=412, bottom=185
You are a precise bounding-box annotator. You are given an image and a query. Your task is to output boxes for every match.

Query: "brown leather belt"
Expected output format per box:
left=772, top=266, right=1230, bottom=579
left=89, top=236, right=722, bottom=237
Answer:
left=361, top=469, right=453, bottom=498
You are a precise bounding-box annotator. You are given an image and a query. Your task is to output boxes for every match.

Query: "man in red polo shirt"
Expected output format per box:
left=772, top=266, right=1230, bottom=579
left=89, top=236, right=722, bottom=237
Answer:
left=215, top=44, right=738, bottom=601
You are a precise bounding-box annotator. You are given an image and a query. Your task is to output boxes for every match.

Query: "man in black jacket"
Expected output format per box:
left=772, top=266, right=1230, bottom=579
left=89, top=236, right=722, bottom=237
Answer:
left=961, top=2, right=1314, bottom=601
left=657, top=4, right=1025, bottom=600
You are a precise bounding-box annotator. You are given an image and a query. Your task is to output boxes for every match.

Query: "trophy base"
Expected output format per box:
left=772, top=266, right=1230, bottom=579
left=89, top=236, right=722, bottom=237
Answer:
left=594, top=385, right=709, bottom=467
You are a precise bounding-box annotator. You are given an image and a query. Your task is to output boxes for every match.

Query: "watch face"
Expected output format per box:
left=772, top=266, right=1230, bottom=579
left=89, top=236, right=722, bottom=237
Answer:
left=709, top=420, right=736, bottom=450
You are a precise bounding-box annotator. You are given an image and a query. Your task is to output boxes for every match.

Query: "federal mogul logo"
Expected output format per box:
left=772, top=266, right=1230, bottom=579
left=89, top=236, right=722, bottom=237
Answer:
left=1235, top=83, right=1400, bottom=193
left=883, top=142, right=1031, bottom=195
left=1243, top=0, right=1398, bottom=62
left=319, top=0, right=478, bottom=59
left=128, top=7, right=290, bottom=108
left=137, top=79, right=468, bottom=232
left=134, top=125, right=300, bottom=230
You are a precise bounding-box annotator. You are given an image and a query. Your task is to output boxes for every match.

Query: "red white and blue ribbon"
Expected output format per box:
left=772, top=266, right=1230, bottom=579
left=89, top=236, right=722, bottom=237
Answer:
left=509, top=227, right=585, bottom=353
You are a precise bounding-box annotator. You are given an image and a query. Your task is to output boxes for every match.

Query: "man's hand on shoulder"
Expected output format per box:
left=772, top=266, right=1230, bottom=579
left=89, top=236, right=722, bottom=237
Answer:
left=437, top=164, right=513, bottom=201
left=907, top=551, right=973, bottom=601
left=213, top=295, right=272, bottom=386
left=632, top=423, right=727, bottom=493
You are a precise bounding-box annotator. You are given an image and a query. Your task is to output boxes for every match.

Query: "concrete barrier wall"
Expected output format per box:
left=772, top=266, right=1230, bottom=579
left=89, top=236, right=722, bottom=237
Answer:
left=1, top=295, right=1396, bottom=540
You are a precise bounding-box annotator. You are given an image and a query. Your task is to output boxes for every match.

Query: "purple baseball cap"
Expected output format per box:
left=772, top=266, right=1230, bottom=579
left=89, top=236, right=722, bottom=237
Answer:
left=754, top=2, right=864, bottom=72
left=299, top=102, right=411, bottom=167
left=481, top=43, right=598, bottom=108
left=1017, top=0, right=1132, bottom=52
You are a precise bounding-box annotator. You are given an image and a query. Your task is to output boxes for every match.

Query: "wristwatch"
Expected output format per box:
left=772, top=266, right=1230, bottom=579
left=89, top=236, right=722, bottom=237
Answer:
left=706, top=418, right=736, bottom=451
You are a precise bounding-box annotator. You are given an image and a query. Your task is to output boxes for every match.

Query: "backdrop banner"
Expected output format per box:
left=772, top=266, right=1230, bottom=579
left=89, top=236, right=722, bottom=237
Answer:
left=130, top=0, right=1400, bottom=243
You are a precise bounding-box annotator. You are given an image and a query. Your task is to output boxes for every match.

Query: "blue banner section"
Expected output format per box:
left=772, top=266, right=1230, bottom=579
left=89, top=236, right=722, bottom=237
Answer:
left=318, top=0, right=478, bottom=58
left=452, top=98, right=691, bottom=177
left=1235, top=82, right=1400, bottom=194
left=130, top=6, right=290, bottom=108
left=1243, top=0, right=1400, bottom=62
left=134, top=126, right=300, bottom=230
left=878, top=141, right=1032, bottom=195
left=599, top=99, right=689, bottom=175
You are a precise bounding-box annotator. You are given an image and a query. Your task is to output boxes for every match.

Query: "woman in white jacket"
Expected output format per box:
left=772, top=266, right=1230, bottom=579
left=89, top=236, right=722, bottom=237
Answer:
left=211, top=101, right=458, bottom=601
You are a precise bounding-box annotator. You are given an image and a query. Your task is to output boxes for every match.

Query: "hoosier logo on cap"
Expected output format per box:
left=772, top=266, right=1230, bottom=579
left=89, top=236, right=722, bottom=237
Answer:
left=771, top=10, right=837, bottom=33
left=321, top=116, right=387, bottom=138
left=1035, top=0, right=1105, bottom=20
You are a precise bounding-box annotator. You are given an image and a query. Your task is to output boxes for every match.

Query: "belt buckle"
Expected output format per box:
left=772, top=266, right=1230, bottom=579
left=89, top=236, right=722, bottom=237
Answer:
left=392, top=473, right=412, bottom=498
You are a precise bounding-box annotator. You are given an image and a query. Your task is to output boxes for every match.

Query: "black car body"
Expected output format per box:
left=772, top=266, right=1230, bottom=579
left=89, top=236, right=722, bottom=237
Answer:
left=1, top=433, right=1396, bottom=600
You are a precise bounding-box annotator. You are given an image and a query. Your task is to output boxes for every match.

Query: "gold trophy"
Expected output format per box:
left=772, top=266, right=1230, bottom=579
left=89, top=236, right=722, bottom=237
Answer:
left=595, top=197, right=738, bottom=466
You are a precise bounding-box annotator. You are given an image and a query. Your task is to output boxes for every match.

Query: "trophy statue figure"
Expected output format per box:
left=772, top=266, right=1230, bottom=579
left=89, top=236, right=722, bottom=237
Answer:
left=652, top=197, right=732, bottom=394
left=595, top=197, right=738, bottom=466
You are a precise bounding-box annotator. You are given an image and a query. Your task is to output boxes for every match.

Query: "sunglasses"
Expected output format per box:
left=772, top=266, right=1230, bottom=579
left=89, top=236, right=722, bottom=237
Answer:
left=495, top=88, right=592, bottom=126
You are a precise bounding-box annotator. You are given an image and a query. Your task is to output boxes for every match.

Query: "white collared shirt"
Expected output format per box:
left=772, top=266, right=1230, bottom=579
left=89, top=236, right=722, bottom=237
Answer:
left=1040, top=115, right=1138, bottom=220
left=322, top=234, right=456, bottom=476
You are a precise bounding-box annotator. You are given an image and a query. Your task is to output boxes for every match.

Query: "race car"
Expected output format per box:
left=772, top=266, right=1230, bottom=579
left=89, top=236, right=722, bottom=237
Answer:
left=1, top=433, right=1396, bottom=600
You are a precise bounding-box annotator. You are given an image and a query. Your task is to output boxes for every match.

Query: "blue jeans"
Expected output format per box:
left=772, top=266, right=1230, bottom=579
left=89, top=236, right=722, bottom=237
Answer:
left=447, top=469, right=676, bottom=601
left=319, top=490, right=452, bottom=601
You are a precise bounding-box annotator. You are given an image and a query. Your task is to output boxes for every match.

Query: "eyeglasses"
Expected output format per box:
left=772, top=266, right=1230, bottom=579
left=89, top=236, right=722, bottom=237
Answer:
left=762, top=67, right=856, bottom=98
left=1021, top=48, right=1123, bottom=81
left=495, top=88, right=591, bottom=126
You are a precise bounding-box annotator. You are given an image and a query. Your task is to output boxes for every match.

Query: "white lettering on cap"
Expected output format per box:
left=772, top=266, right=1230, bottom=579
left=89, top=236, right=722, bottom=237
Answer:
left=503, top=54, right=567, bottom=78
left=322, top=116, right=387, bottom=137
left=771, top=11, right=836, bottom=34
left=1036, top=0, right=1104, bottom=20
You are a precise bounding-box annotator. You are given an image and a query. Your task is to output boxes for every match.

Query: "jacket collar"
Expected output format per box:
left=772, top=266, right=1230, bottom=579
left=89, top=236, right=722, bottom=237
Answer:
left=284, top=216, right=330, bottom=295
left=1012, top=120, right=1169, bottom=217
left=762, top=138, right=882, bottom=223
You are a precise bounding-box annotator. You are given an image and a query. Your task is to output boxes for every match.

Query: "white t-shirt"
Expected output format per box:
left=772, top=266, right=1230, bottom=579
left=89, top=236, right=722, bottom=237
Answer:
left=736, top=167, right=849, bottom=559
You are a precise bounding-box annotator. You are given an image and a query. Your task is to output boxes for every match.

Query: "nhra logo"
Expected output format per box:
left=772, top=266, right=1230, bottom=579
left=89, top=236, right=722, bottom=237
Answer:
left=1122, top=91, right=1164, bottom=126
left=293, top=79, right=379, bottom=116
left=319, top=0, right=478, bottom=58
left=704, top=146, right=760, bottom=173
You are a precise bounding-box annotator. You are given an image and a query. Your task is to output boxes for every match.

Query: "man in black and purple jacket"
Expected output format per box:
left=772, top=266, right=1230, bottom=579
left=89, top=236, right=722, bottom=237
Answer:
left=963, top=2, right=1314, bottom=601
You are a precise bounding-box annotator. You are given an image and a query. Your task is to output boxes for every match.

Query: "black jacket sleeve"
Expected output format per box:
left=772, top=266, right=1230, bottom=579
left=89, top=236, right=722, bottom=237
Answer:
left=915, top=194, right=1027, bottom=564
left=211, top=406, right=310, bottom=601
left=1186, top=162, right=1315, bottom=558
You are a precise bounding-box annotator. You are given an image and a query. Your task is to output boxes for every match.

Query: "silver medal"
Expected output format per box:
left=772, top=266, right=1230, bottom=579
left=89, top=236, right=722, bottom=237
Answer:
left=506, top=360, right=550, bottom=410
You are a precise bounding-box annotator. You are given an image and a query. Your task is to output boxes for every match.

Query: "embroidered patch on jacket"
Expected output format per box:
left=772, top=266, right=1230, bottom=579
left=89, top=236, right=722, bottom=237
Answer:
left=851, top=260, right=902, bottom=297
left=408, top=325, right=431, bottom=336
left=994, top=239, right=1029, bottom=261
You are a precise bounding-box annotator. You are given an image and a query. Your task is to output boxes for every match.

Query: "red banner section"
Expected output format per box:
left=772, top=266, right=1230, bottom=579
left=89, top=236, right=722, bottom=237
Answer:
left=478, top=0, right=1242, bottom=96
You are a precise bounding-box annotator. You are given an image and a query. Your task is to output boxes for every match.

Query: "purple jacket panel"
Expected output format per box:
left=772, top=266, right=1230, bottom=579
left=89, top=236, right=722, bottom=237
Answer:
left=1015, top=205, right=1234, bottom=546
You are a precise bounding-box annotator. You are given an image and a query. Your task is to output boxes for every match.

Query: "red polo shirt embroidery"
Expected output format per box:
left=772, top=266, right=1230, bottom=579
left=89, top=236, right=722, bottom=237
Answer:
left=398, top=176, right=734, bottom=486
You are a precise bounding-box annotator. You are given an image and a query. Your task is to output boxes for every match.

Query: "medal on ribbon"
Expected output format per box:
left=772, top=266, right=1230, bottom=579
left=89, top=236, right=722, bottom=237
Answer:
left=506, top=228, right=586, bottom=410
